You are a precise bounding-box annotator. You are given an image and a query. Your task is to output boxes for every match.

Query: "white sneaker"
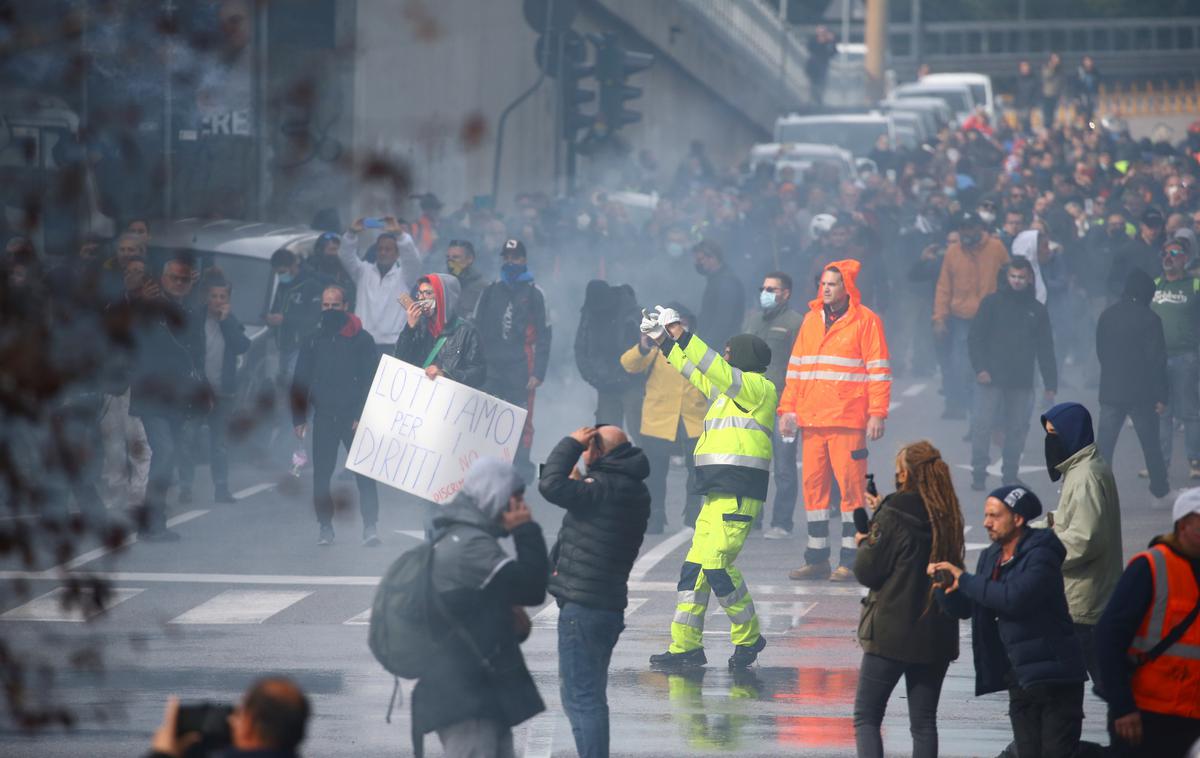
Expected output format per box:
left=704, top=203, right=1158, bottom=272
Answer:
left=763, top=526, right=791, bottom=540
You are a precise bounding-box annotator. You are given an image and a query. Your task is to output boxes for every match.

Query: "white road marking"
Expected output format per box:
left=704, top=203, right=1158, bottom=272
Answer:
left=902, top=383, right=927, bottom=397
left=0, top=574, right=868, bottom=597
left=1, top=587, right=144, bottom=622
left=170, top=589, right=312, bottom=624
left=231, top=482, right=275, bottom=500
left=625, top=597, right=649, bottom=614
left=707, top=600, right=816, bottom=628
left=532, top=603, right=559, bottom=626
left=344, top=609, right=371, bottom=626
left=629, top=528, right=694, bottom=581
left=522, top=712, right=556, bottom=758
left=392, top=530, right=426, bottom=540
left=54, top=510, right=210, bottom=573
left=888, top=401, right=902, bottom=411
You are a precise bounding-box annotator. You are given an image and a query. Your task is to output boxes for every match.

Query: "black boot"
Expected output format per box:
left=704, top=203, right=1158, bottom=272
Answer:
left=649, top=648, right=707, bottom=669
left=728, top=635, right=767, bottom=669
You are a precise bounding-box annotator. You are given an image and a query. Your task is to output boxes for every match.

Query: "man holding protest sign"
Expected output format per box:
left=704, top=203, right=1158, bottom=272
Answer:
left=291, top=285, right=382, bottom=547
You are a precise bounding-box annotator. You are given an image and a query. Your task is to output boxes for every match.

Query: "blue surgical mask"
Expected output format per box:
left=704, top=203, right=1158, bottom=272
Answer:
left=278, top=272, right=295, bottom=284
left=665, top=242, right=685, bottom=258
left=500, top=262, right=528, bottom=283
left=759, top=290, right=777, bottom=309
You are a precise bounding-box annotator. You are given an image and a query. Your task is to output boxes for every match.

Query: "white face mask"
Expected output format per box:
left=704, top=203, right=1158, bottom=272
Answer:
left=978, top=210, right=996, bottom=226
left=576, top=213, right=591, bottom=230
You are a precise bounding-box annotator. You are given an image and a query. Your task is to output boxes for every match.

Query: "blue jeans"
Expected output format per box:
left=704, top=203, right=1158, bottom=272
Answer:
left=141, top=414, right=185, bottom=533
left=558, top=602, right=624, bottom=758
left=854, top=652, right=949, bottom=758
left=943, top=317, right=974, bottom=413
left=1160, top=351, right=1200, bottom=465
left=769, top=428, right=800, bottom=531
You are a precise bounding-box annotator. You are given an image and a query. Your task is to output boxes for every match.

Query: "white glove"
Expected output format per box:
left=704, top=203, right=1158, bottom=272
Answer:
left=640, top=309, right=665, bottom=340
left=654, top=305, right=681, bottom=330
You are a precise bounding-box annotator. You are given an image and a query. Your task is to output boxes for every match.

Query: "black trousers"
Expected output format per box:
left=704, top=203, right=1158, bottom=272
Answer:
left=641, top=420, right=699, bottom=532
left=1108, top=710, right=1200, bottom=757
left=311, top=413, right=378, bottom=529
left=1008, top=680, right=1084, bottom=758
left=1097, top=403, right=1169, bottom=497
left=853, top=652, right=950, bottom=758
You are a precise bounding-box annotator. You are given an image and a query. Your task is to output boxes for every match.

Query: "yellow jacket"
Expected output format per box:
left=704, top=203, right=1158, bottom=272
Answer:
left=621, top=343, right=707, bottom=442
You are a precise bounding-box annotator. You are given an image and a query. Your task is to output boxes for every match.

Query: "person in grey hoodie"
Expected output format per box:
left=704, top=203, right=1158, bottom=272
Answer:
left=413, top=457, right=548, bottom=758
left=1041, top=401, right=1123, bottom=695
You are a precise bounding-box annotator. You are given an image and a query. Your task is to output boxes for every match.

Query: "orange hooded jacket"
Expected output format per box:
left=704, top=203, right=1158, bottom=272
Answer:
left=778, top=259, right=891, bottom=429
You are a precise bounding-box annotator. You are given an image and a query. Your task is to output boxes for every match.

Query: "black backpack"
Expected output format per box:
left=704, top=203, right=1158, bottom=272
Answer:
left=368, top=539, right=440, bottom=680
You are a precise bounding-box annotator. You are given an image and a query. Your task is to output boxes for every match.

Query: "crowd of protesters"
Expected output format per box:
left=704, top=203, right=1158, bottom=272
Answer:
left=5, top=52, right=1200, bottom=757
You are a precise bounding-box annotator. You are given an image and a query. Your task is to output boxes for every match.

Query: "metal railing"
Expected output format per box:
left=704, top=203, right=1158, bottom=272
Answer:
left=678, top=0, right=810, bottom=100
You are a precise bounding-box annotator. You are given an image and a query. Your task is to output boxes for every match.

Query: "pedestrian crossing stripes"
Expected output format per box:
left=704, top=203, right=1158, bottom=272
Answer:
left=1, top=587, right=144, bottom=622
left=169, top=589, right=313, bottom=624
left=0, top=586, right=856, bottom=627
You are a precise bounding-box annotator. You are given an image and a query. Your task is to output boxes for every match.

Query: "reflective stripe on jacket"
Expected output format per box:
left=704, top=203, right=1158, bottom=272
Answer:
left=664, top=331, right=776, bottom=500
left=1127, top=543, right=1200, bottom=719
left=779, top=258, right=891, bottom=429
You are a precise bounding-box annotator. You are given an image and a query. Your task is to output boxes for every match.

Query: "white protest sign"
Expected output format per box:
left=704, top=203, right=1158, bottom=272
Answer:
left=347, top=355, right=527, bottom=503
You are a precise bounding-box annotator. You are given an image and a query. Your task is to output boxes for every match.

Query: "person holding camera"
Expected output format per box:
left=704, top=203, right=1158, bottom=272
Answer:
left=538, top=424, right=651, bottom=758
left=413, top=457, right=548, bottom=758
left=930, top=485, right=1088, bottom=758
left=145, top=677, right=310, bottom=758
left=852, top=441, right=965, bottom=758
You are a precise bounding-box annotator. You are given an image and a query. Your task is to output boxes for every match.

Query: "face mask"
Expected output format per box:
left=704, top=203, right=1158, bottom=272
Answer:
left=961, top=232, right=983, bottom=249
left=278, top=272, right=294, bottom=284
left=978, top=210, right=996, bottom=226
left=576, top=213, right=591, bottom=230
left=759, top=290, right=777, bottom=309
left=420, top=299, right=436, bottom=314
left=447, top=258, right=466, bottom=276
left=665, top=242, right=685, bottom=258
left=500, top=262, right=527, bottom=281
left=321, top=309, right=348, bottom=331
left=1045, top=433, right=1067, bottom=482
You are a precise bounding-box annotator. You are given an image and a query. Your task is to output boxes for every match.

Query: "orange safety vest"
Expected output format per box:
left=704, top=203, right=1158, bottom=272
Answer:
left=779, top=258, right=891, bottom=429
left=1127, top=543, right=1200, bottom=719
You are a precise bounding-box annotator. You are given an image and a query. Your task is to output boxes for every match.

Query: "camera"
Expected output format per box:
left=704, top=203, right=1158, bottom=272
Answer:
left=176, top=702, right=233, bottom=753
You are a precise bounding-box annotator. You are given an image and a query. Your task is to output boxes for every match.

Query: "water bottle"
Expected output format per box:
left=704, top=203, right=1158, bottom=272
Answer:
left=290, top=447, right=308, bottom=478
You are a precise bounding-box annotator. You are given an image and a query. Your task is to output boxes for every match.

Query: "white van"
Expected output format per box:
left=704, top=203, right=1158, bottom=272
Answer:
left=773, top=113, right=895, bottom=159
left=920, top=73, right=995, bottom=123
left=893, top=82, right=977, bottom=125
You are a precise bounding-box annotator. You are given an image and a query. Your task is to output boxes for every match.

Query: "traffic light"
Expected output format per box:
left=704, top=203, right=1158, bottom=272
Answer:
left=534, top=30, right=595, bottom=140
left=594, top=32, right=653, bottom=135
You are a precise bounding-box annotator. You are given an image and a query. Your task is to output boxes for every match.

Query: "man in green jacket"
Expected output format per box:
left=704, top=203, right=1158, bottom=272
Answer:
left=1042, top=401, right=1122, bottom=694
left=743, top=272, right=805, bottom=539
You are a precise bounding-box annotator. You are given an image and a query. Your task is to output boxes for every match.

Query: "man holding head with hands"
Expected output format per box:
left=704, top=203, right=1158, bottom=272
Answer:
left=539, top=424, right=651, bottom=758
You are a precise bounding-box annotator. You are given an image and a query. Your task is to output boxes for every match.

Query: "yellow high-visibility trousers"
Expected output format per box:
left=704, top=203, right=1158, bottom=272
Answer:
left=669, top=493, right=761, bottom=652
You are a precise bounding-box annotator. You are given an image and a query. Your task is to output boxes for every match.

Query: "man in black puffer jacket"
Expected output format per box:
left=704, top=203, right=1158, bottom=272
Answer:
left=538, top=424, right=650, bottom=758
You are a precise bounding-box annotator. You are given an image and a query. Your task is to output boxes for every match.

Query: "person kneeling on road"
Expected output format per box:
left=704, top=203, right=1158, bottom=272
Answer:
left=145, top=676, right=310, bottom=758
left=640, top=305, right=777, bottom=671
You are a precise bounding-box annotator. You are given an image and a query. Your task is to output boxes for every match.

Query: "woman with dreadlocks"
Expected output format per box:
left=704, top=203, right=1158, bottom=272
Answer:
left=851, top=440, right=965, bottom=758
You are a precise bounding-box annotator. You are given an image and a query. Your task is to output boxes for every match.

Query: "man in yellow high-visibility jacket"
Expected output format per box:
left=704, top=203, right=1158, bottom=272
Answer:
left=641, top=305, right=777, bottom=669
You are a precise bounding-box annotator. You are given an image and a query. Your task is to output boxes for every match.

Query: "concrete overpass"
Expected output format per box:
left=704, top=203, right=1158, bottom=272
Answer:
left=324, top=0, right=809, bottom=219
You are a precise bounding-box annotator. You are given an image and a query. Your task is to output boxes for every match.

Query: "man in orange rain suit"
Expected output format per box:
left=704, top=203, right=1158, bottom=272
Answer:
left=778, top=259, right=891, bottom=582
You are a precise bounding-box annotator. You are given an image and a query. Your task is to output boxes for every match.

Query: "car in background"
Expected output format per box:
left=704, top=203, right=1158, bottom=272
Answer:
left=145, top=218, right=322, bottom=425
left=893, top=81, right=977, bottom=125
left=748, top=142, right=857, bottom=184
left=885, top=110, right=927, bottom=147
left=879, top=97, right=954, bottom=138
left=773, top=113, right=895, bottom=159
left=920, top=72, right=995, bottom=123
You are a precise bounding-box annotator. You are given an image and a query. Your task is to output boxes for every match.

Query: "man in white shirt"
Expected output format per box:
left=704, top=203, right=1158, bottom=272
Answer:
left=337, top=215, right=422, bottom=353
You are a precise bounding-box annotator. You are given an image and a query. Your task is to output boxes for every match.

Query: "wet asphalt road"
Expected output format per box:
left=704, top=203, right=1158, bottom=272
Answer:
left=0, top=372, right=1178, bottom=756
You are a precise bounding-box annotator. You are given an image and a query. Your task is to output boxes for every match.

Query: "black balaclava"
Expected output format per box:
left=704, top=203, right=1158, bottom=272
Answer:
left=725, top=334, right=771, bottom=373
left=1040, top=402, right=1095, bottom=481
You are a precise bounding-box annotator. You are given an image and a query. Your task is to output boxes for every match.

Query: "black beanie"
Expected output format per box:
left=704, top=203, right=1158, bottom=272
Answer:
left=989, top=485, right=1042, bottom=522
left=725, top=334, right=771, bottom=373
